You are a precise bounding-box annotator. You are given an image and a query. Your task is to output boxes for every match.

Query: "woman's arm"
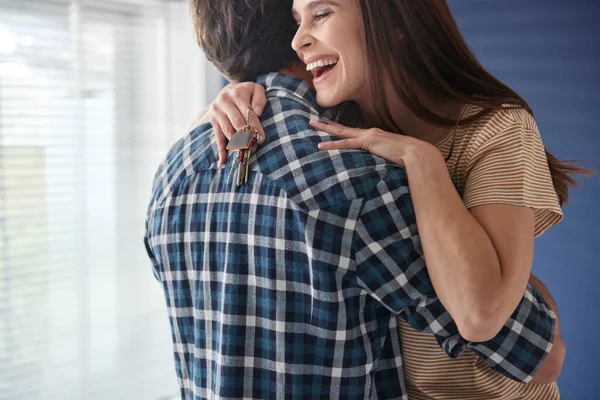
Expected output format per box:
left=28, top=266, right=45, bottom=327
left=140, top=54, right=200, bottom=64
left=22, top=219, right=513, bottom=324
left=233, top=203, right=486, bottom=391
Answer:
left=402, top=144, right=532, bottom=341
left=313, top=121, right=560, bottom=342
left=408, top=147, right=566, bottom=381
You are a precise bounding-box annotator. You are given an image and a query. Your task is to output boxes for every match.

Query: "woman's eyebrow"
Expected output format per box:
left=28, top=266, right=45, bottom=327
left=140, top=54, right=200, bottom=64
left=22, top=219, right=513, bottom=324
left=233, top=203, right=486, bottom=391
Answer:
left=307, top=0, right=340, bottom=8
left=292, top=0, right=340, bottom=18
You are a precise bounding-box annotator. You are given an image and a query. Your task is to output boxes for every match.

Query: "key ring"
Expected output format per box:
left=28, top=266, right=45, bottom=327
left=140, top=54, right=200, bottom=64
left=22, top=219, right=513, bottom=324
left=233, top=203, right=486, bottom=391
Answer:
left=246, top=106, right=252, bottom=125
left=246, top=106, right=261, bottom=142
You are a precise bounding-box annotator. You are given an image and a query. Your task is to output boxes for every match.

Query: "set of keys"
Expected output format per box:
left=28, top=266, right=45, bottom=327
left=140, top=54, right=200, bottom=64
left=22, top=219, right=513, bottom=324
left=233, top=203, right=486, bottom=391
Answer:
left=226, top=107, right=261, bottom=186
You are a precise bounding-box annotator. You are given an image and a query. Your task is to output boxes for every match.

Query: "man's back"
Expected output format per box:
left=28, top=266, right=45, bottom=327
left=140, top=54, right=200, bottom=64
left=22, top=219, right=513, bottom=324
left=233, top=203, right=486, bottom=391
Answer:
left=144, top=73, right=555, bottom=399
left=145, top=73, right=425, bottom=399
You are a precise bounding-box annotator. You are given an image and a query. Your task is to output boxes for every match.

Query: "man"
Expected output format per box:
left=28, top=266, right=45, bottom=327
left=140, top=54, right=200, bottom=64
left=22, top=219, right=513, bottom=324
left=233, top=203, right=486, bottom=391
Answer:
left=144, top=1, right=559, bottom=398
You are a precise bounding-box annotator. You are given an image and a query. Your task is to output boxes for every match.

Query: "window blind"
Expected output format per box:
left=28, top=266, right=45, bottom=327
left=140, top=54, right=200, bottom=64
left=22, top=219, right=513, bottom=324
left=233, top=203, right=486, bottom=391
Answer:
left=0, top=0, right=220, bottom=398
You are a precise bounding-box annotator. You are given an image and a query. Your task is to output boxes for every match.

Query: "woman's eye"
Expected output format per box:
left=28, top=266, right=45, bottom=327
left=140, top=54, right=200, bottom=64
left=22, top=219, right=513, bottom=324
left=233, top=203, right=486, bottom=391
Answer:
left=314, top=11, right=332, bottom=21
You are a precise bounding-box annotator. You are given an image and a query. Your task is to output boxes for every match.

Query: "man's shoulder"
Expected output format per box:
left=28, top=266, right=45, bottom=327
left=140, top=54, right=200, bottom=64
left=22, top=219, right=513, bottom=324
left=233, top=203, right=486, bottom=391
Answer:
left=255, top=98, right=409, bottom=212
left=148, top=123, right=218, bottom=209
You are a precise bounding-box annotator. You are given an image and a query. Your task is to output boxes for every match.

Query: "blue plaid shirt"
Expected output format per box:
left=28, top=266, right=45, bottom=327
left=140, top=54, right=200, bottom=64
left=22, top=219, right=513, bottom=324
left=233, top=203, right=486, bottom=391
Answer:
left=144, top=73, right=556, bottom=399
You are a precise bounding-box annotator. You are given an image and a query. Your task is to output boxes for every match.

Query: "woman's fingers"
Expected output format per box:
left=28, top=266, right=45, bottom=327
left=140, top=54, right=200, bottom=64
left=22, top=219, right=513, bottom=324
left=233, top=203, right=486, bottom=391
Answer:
left=309, top=120, right=359, bottom=138
left=320, top=117, right=342, bottom=126
left=250, top=83, right=267, bottom=117
left=208, top=82, right=269, bottom=165
left=219, top=97, right=248, bottom=132
left=213, top=105, right=237, bottom=138
left=318, top=138, right=363, bottom=151
left=247, top=109, right=267, bottom=145
left=220, top=99, right=266, bottom=145
left=227, top=82, right=264, bottom=115
left=217, top=83, right=268, bottom=144
left=226, top=82, right=266, bottom=126
left=211, top=117, right=228, bottom=165
left=230, top=83, right=267, bottom=143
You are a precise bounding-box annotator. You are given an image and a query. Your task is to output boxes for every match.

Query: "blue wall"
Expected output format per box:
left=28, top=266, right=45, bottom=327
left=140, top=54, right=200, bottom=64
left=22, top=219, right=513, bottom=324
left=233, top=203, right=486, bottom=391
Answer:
left=448, top=1, right=600, bottom=398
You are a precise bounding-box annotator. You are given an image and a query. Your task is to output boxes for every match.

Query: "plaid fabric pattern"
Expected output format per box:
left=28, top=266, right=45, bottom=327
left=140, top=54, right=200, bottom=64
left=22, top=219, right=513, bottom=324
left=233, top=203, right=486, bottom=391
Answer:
left=144, top=73, right=556, bottom=399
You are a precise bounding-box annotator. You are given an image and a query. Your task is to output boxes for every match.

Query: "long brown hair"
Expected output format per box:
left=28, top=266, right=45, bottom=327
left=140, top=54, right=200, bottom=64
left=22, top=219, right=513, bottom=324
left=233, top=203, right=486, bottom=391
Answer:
left=356, top=0, right=590, bottom=205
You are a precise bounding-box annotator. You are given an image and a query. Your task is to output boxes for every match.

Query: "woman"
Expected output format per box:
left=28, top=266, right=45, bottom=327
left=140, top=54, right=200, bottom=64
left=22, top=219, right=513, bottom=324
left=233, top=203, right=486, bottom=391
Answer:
left=197, top=0, right=586, bottom=398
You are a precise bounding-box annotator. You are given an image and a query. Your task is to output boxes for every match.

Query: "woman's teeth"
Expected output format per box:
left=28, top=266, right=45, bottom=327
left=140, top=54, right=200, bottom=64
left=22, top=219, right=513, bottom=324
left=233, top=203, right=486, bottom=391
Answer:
left=306, top=58, right=339, bottom=71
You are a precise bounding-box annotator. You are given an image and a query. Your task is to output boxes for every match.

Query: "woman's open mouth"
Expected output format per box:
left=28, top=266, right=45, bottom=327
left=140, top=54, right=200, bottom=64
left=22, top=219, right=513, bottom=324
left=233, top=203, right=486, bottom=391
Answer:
left=306, top=58, right=339, bottom=83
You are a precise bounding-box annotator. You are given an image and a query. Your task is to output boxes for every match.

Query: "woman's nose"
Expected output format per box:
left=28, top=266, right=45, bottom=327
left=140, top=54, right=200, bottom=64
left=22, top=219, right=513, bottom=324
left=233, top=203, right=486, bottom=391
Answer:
left=291, top=24, right=313, bottom=53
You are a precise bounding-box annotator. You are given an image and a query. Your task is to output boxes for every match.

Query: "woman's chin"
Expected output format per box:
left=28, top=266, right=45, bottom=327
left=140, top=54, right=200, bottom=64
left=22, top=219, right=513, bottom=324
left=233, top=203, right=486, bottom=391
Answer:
left=316, top=91, right=345, bottom=109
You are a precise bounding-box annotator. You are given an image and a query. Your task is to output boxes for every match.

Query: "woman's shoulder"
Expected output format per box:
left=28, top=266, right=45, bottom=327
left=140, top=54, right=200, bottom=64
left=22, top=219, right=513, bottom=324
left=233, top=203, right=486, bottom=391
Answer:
left=460, top=105, right=563, bottom=234
left=455, top=104, right=542, bottom=156
left=465, top=104, right=539, bottom=136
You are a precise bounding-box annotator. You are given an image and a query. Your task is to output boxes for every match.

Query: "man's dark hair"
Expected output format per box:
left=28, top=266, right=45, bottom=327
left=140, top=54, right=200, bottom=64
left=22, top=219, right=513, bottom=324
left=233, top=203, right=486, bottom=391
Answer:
left=191, top=0, right=299, bottom=81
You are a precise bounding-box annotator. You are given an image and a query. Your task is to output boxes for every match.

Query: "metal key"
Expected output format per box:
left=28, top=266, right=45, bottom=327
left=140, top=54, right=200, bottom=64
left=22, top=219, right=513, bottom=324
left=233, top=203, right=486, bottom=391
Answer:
left=227, top=126, right=258, bottom=185
left=226, top=108, right=261, bottom=186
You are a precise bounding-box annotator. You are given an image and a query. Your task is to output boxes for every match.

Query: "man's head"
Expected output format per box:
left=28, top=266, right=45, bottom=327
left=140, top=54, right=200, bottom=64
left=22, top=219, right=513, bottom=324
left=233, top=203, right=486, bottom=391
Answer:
left=191, top=0, right=301, bottom=82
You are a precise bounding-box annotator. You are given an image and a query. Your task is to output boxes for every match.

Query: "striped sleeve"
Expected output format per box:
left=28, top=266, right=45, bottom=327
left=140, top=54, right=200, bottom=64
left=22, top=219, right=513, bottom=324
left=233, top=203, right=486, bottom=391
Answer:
left=462, top=118, right=563, bottom=237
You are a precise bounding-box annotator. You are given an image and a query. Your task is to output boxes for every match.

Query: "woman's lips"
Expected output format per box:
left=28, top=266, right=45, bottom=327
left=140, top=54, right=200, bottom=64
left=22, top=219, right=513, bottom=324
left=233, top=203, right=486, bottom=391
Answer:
left=313, top=63, right=337, bottom=84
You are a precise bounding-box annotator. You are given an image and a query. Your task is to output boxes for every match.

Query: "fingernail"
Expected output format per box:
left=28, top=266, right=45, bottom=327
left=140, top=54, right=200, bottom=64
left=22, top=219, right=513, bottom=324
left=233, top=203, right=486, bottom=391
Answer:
left=254, top=106, right=262, bottom=116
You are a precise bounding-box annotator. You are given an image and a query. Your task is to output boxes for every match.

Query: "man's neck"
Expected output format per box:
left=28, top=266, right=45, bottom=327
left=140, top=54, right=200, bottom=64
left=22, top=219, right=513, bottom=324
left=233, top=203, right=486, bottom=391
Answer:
left=278, top=63, right=314, bottom=86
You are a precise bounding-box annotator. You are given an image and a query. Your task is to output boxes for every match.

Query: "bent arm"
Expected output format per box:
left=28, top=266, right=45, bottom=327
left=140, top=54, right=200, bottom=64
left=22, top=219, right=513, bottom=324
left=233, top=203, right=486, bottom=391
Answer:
left=460, top=280, right=556, bottom=383
left=352, top=169, right=556, bottom=383
left=400, top=144, right=563, bottom=383
left=404, top=144, right=539, bottom=342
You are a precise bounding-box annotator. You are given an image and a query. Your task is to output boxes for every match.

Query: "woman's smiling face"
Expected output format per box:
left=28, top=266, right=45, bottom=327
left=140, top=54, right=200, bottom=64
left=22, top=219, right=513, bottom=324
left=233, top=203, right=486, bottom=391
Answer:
left=291, top=0, right=367, bottom=108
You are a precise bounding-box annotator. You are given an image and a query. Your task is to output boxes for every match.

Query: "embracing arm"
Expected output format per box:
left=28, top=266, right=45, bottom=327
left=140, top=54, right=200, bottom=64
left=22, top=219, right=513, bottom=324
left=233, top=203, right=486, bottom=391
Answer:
left=312, top=119, right=565, bottom=382
left=403, top=145, right=530, bottom=341
left=404, top=144, right=565, bottom=382
left=313, top=118, right=558, bottom=341
left=352, top=167, right=561, bottom=383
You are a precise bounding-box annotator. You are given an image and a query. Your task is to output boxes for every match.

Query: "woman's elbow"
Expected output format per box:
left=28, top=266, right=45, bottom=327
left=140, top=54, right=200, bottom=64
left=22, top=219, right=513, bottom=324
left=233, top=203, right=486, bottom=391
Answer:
left=456, top=307, right=566, bottom=383
left=455, top=311, right=506, bottom=343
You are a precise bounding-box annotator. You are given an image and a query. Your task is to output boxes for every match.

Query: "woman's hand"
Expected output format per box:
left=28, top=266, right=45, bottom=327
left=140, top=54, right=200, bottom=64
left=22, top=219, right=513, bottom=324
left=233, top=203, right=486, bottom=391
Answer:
left=310, top=119, right=439, bottom=167
left=204, top=82, right=268, bottom=165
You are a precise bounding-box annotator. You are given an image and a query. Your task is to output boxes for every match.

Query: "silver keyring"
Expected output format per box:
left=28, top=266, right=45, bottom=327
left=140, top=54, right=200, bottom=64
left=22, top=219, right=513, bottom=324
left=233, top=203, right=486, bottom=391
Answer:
left=246, top=106, right=253, bottom=125
left=246, top=107, right=261, bottom=142
left=254, top=128, right=261, bottom=143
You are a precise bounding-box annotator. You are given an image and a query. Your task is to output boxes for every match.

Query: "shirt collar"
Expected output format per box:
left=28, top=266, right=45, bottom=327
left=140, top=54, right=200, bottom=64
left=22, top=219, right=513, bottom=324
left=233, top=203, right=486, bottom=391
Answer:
left=256, top=72, right=326, bottom=115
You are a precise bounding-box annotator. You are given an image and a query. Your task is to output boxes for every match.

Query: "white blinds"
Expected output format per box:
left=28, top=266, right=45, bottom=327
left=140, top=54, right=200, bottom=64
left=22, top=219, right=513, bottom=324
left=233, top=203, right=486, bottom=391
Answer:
left=0, top=0, right=220, bottom=398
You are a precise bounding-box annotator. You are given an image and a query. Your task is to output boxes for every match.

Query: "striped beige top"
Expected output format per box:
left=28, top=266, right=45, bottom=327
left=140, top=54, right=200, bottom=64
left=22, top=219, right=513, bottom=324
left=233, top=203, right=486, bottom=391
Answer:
left=399, top=104, right=563, bottom=400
